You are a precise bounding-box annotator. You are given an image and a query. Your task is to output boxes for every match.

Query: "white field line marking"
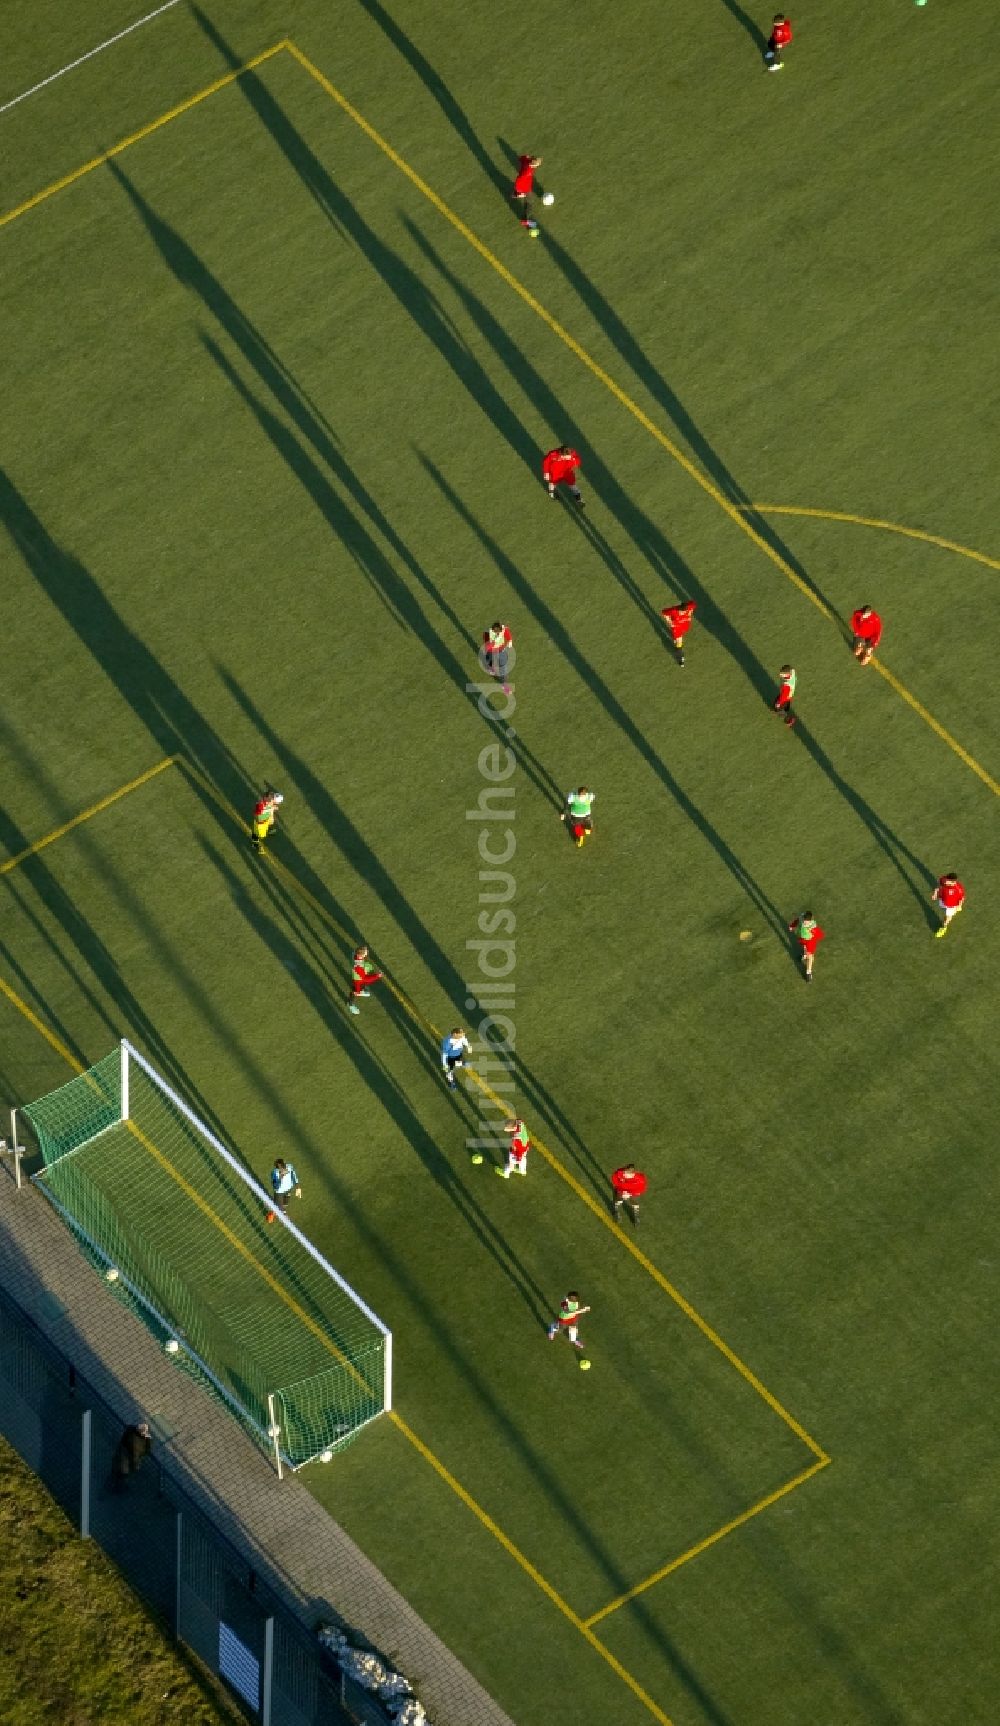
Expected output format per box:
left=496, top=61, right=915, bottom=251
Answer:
left=0, top=0, right=183, bottom=117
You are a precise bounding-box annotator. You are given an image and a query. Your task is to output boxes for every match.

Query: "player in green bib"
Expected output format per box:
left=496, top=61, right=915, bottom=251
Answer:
left=547, top=1291, right=590, bottom=1349
left=561, top=786, right=595, bottom=848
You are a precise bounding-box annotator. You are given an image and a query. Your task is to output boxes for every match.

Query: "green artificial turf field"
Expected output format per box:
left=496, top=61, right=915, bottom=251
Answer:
left=1, top=4, right=998, bottom=1724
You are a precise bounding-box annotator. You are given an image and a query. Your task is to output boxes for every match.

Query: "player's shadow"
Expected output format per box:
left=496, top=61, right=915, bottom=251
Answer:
left=341, top=0, right=510, bottom=195
left=215, top=668, right=603, bottom=1191
left=195, top=328, right=564, bottom=812
left=204, top=836, right=553, bottom=1328
left=164, top=855, right=749, bottom=1726
left=0, top=475, right=345, bottom=1247
left=572, top=512, right=665, bottom=640
left=97, top=151, right=567, bottom=820
left=716, top=0, right=769, bottom=53
left=508, top=208, right=843, bottom=629
left=420, top=453, right=789, bottom=945
left=401, top=216, right=778, bottom=705
left=792, top=725, right=939, bottom=922
left=194, top=11, right=770, bottom=731
left=187, top=9, right=763, bottom=1196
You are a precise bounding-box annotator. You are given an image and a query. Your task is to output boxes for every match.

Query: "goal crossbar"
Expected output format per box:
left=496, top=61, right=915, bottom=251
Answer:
left=23, top=1042, right=392, bottom=1469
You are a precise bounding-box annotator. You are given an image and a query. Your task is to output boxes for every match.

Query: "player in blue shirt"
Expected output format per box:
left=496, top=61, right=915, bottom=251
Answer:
left=266, top=1157, right=301, bottom=1223
left=440, top=1028, right=471, bottom=1089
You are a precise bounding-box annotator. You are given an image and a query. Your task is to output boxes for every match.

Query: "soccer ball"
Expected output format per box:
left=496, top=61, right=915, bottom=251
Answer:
left=541, top=192, right=555, bottom=207
left=165, top=1338, right=180, bottom=1354
left=471, top=1153, right=484, bottom=1165
left=104, top=1267, right=119, bottom=1282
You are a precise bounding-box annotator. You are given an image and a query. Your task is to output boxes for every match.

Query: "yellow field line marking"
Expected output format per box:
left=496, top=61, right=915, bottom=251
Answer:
left=174, top=762, right=827, bottom=1691
left=749, top=504, right=1000, bottom=796
left=287, top=42, right=997, bottom=802
left=0, top=759, right=819, bottom=1723
left=0, top=756, right=178, bottom=877
left=0, top=977, right=83, bottom=1069
left=467, top=1069, right=827, bottom=1461
left=0, top=41, right=289, bottom=229
left=193, top=751, right=826, bottom=1458
left=393, top=1412, right=677, bottom=1725
left=749, top=503, right=1000, bottom=575
left=868, top=660, right=999, bottom=795
left=584, top=1455, right=830, bottom=1628
left=1, top=961, right=676, bottom=1725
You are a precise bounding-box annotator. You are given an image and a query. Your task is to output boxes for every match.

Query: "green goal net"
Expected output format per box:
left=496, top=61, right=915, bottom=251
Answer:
left=24, top=1041, right=391, bottom=1471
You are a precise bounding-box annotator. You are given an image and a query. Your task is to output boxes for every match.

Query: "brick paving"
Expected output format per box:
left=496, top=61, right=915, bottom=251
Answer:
left=0, top=1163, right=518, bottom=1726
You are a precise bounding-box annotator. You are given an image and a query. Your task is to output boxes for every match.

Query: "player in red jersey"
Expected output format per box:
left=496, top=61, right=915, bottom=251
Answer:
left=850, top=605, right=882, bottom=666
left=772, top=664, right=797, bottom=728
left=542, top=445, right=585, bottom=509
left=482, top=621, right=514, bottom=692
left=348, top=945, right=383, bottom=1015
left=931, top=873, right=965, bottom=938
left=251, top=790, right=283, bottom=853
left=496, top=1117, right=530, bottom=1179
left=789, top=912, right=825, bottom=981
left=512, top=153, right=542, bottom=237
left=765, top=14, right=792, bottom=71
left=661, top=601, right=697, bottom=668
left=611, top=1163, right=647, bottom=1227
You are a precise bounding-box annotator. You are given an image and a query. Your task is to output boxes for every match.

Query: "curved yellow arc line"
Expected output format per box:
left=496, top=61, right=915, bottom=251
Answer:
left=748, top=504, right=1000, bottom=574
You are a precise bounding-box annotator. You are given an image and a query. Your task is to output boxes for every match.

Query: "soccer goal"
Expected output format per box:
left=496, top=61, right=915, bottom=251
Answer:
left=24, top=1040, right=392, bottom=1474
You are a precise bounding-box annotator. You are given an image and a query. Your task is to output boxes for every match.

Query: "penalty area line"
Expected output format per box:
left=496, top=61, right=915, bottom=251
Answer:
left=469, top=1063, right=829, bottom=1465
left=0, top=42, right=288, bottom=228
left=584, top=1454, right=831, bottom=1628
left=0, top=756, right=179, bottom=877
left=0, top=953, right=678, bottom=1726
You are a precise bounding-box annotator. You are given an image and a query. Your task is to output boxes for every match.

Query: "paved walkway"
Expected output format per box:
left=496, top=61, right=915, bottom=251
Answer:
left=0, top=1162, right=517, bottom=1726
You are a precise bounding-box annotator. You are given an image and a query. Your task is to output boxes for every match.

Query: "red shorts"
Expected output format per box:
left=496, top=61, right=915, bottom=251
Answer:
left=798, top=935, right=821, bottom=956
left=775, top=685, right=793, bottom=709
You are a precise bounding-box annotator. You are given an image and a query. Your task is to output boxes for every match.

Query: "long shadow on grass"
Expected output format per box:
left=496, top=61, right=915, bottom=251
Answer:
left=215, top=667, right=607, bottom=1194
left=533, top=221, right=841, bottom=624
left=202, top=835, right=553, bottom=1327
left=0, top=724, right=241, bottom=1147
left=106, top=160, right=474, bottom=655
left=402, top=216, right=780, bottom=702
left=107, top=160, right=565, bottom=816
left=422, top=457, right=788, bottom=932
left=0, top=470, right=307, bottom=1235
left=0, top=921, right=91, bottom=1079
left=793, top=723, right=938, bottom=918
left=164, top=29, right=785, bottom=965
left=164, top=859, right=752, bottom=1726
left=714, top=0, right=768, bottom=54
left=204, top=335, right=565, bottom=815
left=190, top=14, right=775, bottom=717
left=335, top=0, right=510, bottom=194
